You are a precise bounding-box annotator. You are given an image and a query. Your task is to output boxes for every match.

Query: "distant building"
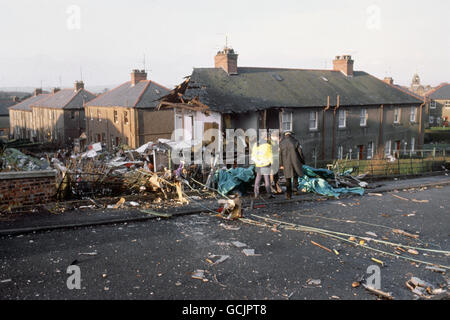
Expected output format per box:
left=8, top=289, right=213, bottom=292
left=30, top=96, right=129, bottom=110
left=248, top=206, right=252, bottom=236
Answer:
left=85, top=70, right=171, bottom=149
left=0, top=96, right=19, bottom=137
left=160, top=48, right=426, bottom=161
left=426, top=83, right=450, bottom=126
left=410, top=73, right=433, bottom=97
left=9, top=82, right=96, bottom=145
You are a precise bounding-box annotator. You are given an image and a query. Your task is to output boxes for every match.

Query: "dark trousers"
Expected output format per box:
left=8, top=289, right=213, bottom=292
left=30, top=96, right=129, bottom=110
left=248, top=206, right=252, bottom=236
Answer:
left=285, top=175, right=299, bottom=197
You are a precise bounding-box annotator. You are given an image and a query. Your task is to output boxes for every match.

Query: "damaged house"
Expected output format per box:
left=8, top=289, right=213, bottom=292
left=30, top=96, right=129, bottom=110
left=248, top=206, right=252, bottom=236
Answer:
left=84, top=70, right=173, bottom=149
left=159, top=48, right=426, bottom=162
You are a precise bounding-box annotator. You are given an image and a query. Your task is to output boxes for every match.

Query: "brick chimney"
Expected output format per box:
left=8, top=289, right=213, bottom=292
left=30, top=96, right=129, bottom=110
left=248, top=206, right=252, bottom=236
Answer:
left=33, top=88, right=43, bottom=96
left=52, top=87, right=61, bottom=94
left=333, top=55, right=354, bottom=76
left=74, top=80, right=84, bottom=91
left=383, top=77, right=394, bottom=85
left=11, top=96, right=19, bottom=102
left=214, top=47, right=238, bottom=75
left=131, top=69, right=147, bottom=85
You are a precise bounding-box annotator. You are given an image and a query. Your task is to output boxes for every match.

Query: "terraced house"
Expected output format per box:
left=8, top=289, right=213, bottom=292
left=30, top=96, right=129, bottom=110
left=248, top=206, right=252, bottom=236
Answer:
left=426, top=83, right=450, bottom=127
left=160, top=48, right=426, bottom=162
left=9, top=89, right=49, bottom=140
left=84, top=70, right=171, bottom=149
left=9, top=83, right=95, bottom=145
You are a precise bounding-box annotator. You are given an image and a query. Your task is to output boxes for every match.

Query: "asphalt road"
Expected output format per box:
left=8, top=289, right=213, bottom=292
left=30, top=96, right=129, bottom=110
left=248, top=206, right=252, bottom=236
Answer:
left=0, top=184, right=449, bottom=300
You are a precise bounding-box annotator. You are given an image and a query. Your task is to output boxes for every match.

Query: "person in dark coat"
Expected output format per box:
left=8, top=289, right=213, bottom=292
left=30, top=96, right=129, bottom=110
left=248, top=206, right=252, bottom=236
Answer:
left=279, top=131, right=305, bottom=199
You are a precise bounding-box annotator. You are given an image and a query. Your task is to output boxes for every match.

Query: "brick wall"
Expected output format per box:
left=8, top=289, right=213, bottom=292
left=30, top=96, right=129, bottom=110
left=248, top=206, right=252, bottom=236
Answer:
left=0, top=170, right=56, bottom=208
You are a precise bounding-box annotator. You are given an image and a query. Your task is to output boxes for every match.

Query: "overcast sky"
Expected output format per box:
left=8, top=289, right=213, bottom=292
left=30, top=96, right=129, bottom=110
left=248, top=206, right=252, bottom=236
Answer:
left=0, top=0, right=449, bottom=90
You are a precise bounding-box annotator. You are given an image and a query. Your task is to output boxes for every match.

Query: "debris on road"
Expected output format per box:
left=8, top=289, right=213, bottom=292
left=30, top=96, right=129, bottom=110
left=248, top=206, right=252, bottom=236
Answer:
left=242, top=249, right=261, bottom=256
left=392, top=229, right=419, bottom=239
left=219, top=223, right=240, bottom=231
left=405, top=277, right=448, bottom=299
left=310, top=240, right=332, bottom=253
left=206, top=255, right=230, bottom=266
left=362, top=284, right=394, bottom=300
left=78, top=252, right=98, bottom=256
left=371, top=258, right=384, bottom=267
left=306, top=279, right=322, bottom=286
left=191, top=269, right=207, bottom=281
left=232, top=241, right=247, bottom=248
left=425, top=266, right=446, bottom=273
left=391, top=194, right=409, bottom=201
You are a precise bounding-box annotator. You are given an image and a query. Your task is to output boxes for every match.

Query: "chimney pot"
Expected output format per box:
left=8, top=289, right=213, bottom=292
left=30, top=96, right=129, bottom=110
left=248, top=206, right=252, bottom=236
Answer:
left=214, top=47, right=238, bottom=75
left=131, top=69, right=147, bottom=85
left=33, top=88, right=43, bottom=96
left=52, top=87, right=61, bottom=94
left=74, top=80, right=84, bottom=91
left=333, top=54, right=354, bottom=76
left=383, top=77, right=394, bottom=85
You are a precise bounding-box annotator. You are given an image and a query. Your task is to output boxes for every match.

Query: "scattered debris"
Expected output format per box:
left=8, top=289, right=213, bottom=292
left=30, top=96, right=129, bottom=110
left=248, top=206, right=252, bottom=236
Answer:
left=391, top=194, right=409, bottom=201
left=352, top=282, right=360, bottom=288
left=368, top=193, right=383, bottom=197
left=407, top=249, right=419, bottom=255
left=405, top=277, right=447, bottom=299
left=191, top=269, right=207, bottom=281
left=392, top=229, right=419, bottom=239
left=306, top=279, right=322, bottom=286
left=78, top=252, right=98, bottom=256
left=0, top=279, right=12, bottom=283
left=219, top=223, right=240, bottom=231
left=365, top=232, right=378, bottom=238
left=425, top=266, right=446, bottom=273
left=113, top=197, right=126, bottom=209
left=411, top=199, right=429, bottom=203
left=232, top=241, right=247, bottom=248
left=362, top=284, right=394, bottom=300
left=242, top=249, right=261, bottom=256
left=217, top=195, right=242, bottom=220
left=206, top=255, right=230, bottom=266
left=310, top=240, right=332, bottom=253
left=371, top=258, right=384, bottom=267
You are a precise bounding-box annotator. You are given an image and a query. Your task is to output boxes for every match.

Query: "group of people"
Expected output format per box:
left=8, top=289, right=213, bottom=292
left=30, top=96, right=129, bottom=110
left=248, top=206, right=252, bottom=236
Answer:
left=251, top=131, right=305, bottom=200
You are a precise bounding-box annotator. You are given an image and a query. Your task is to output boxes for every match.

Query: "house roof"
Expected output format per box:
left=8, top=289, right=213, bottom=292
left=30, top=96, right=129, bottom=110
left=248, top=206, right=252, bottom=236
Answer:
left=0, top=99, right=17, bottom=116
left=426, top=83, right=450, bottom=100
left=32, top=88, right=96, bottom=110
left=183, top=67, right=424, bottom=113
left=86, top=80, right=170, bottom=109
left=8, top=94, right=50, bottom=112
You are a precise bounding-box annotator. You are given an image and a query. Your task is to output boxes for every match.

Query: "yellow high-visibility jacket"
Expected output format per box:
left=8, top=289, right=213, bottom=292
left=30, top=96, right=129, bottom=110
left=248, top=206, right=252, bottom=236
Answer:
left=251, top=143, right=273, bottom=168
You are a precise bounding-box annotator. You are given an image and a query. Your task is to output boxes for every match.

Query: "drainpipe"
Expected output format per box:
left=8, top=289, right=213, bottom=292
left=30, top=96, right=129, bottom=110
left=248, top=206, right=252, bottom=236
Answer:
left=332, top=95, right=340, bottom=160
left=378, top=105, right=384, bottom=158
left=418, top=99, right=426, bottom=149
left=322, top=96, right=330, bottom=160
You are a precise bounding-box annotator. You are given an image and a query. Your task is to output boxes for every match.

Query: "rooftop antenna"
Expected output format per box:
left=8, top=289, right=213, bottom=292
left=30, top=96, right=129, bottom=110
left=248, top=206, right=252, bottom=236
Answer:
left=80, top=67, right=83, bottom=81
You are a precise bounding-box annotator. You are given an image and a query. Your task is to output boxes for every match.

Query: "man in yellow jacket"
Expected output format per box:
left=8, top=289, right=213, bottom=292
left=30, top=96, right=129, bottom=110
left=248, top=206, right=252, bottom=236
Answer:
left=251, top=136, right=275, bottom=199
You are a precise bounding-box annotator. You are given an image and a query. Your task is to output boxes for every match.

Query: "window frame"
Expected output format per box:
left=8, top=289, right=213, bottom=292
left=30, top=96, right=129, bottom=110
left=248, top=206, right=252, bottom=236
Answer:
left=338, top=109, right=347, bottom=128
left=309, top=111, right=318, bottom=130
left=429, top=101, right=436, bottom=109
left=360, top=108, right=368, bottom=127
left=410, top=107, right=417, bottom=122
left=281, top=111, right=293, bottom=132
left=393, top=107, right=401, bottom=124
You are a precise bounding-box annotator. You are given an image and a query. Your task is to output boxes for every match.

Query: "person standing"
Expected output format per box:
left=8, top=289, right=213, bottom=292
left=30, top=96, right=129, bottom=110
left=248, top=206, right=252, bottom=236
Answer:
left=279, top=131, right=305, bottom=199
left=251, top=136, right=275, bottom=199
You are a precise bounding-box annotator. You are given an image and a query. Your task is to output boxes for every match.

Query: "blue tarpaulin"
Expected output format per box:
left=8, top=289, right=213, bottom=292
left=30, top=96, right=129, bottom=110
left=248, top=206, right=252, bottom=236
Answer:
left=215, top=166, right=255, bottom=195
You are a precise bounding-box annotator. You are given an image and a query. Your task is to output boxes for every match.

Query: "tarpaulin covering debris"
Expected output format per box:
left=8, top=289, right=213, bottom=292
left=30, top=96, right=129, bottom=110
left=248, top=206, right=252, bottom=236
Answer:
left=215, top=166, right=255, bottom=195
left=298, top=165, right=365, bottom=198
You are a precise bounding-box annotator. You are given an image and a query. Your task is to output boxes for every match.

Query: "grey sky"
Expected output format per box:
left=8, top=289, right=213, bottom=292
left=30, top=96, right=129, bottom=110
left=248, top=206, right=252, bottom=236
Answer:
left=0, top=0, right=449, bottom=90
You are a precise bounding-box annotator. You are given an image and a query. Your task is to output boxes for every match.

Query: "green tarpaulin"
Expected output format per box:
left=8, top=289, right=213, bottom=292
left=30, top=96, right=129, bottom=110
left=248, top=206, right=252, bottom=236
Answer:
left=298, top=165, right=364, bottom=198
left=215, top=166, right=255, bottom=195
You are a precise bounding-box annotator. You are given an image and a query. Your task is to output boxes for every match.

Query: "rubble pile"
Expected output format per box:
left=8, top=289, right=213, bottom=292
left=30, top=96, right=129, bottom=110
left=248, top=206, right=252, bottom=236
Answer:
left=0, top=147, right=49, bottom=171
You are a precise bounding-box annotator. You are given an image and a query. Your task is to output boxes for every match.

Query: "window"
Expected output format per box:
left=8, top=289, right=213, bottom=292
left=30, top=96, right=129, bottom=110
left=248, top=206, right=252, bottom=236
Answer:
left=430, top=101, right=436, bottom=109
left=337, top=145, right=343, bottom=160
left=360, top=109, right=368, bottom=126
left=367, top=141, right=374, bottom=159
left=282, top=112, right=293, bottom=132
left=70, top=111, right=75, bottom=119
left=124, top=111, right=129, bottom=125
left=445, top=101, right=450, bottom=109
left=410, top=107, right=417, bottom=122
left=338, top=110, right=346, bottom=128
left=114, top=110, right=118, bottom=123
left=411, top=137, right=415, bottom=152
left=97, top=109, right=101, bottom=122
left=394, top=108, right=401, bottom=124
left=309, top=111, right=318, bottom=130
left=429, top=116, right=435, bottom=124
left=385, top=140, right=391, bottom=156
left=90, top=109, right=93, bottom=121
